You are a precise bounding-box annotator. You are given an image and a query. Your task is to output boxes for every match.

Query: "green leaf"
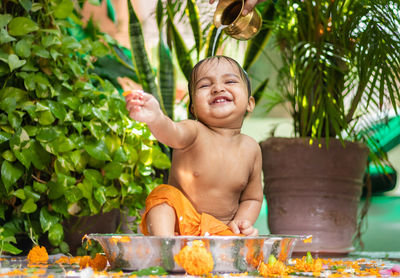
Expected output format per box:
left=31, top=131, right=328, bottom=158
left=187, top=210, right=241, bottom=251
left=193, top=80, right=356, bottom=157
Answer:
left=18, top=0, right=32, bottom=12
left=1, top=161, right=24, bottom=192
left=53, top=0, right=74, bottom=19
left=65, top=187, right=83, bottom=203
left=83, top=169, right=103, bottom=187
left=51, top=198, right=69, bottom=217
left=42, top=34, right=61, bottom=48
left=8, top=54, right=26, bottom=72
left=48, top=180, right=66, bottom=200
left=33, top=181, right=47, bottom=194
left=0, top=131, right=12, bottom=144
left=127, top=0, right=161, bottom=102
left=0, top=28, right=16, bottom=44
left=48, top=223, right=64, bottom=246
left=84, top=139, right=111, bottom=161
left=54, top=136, right=75, bottom=153
left=40, top=207, right=59, bottom=233
left=158, top=36, right=175, bottom=119
left=103, top=162, right=123, bottom=179
left=38, top=110, right=55, bottom=125
left=15, top=38, right=32, bottom=58
left=1, top=242, right=22, bottom=255
left=21, top=198, right=37, bottom=213
left=77, top=180, right=92, bottom=200
left=185, top=0, right=202, bottom=59
left=153, top=149, right=171, bottom=169
left=14, top=148, right=31, bottom=169
left=105, top=185, right=118, bottom=197
left=47, top=100, right=67, bottom=121
left=8, top=17, right=39, bottom=36
left=68, top=150, right=88, bottom=172
left=30, top=140, right=51, bottom=170
left=9, top=127, right=30, bottom=151
left=0, top=14, right=12, bottom=29
left=13, top=189, right=26, bottom=199
left=112, top=147, right=128, bottom=163
left=36, top=127, right=61, bottom=142
left=23, top=185, right=40, bottom=201
left=167, top=5, right=193, bottom=81
left=139, top=149, right=152, bottom=166
left=8, top=111, right=24, bottom=130
left=94, top=186, right=107, bottom=205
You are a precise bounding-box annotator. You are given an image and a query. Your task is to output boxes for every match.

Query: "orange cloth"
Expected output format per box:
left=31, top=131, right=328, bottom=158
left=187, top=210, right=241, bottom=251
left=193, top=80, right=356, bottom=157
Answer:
left=140, top=184, right=238, bottom=236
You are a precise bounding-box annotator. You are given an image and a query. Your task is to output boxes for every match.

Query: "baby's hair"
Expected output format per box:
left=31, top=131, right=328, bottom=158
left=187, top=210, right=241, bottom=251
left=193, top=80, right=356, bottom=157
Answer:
left=187, top=56, right=251, bottom=118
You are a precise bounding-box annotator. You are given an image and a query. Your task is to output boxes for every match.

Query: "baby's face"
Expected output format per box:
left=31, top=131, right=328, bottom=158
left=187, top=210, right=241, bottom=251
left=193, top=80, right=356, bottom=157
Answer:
left=191, top=59, right=254, bottom=127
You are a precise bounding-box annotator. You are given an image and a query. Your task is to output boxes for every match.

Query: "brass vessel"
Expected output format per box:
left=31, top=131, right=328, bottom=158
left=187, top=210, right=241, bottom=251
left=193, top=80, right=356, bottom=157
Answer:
left=213, top=0, right=262, bottom=40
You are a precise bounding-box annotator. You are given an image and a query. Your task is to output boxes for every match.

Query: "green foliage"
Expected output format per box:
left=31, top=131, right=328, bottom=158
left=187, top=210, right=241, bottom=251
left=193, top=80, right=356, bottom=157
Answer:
left=271, top=0, right=400, bottom=144
left=0, top=0, right=170, bottom=255
left=104, top=0, right=273, bottom=121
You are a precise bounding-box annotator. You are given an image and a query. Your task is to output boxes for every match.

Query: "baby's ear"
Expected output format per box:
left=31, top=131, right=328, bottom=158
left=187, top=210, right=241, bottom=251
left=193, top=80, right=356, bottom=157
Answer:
left=247, top=96, right=255, bottom=113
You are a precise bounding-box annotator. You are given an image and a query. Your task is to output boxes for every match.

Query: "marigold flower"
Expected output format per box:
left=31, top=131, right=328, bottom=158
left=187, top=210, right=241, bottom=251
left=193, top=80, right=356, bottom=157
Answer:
left=89, top=253, right=108, bottom=271
left=27, top=246, right=49, bottom=264
left=258, top=260, right=289, bottom=276
left=174, top=240, right=214, bottom=275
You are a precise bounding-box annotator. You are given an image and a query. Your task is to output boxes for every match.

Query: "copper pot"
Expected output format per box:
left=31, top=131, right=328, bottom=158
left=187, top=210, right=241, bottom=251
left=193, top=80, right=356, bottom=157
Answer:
left=213, top=0, right=262, bottom=40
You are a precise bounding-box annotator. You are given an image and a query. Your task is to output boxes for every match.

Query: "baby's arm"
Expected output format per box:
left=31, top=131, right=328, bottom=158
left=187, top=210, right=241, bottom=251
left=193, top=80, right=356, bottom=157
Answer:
left=229, top=141, right=263, bottom=236
left=125, top=91, right=197, bottom=149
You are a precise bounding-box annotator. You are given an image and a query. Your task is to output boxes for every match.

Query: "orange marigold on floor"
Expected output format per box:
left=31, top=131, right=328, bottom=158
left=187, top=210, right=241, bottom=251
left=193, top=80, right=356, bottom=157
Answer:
left=27, top=246, right=48, bottom=264
left=79, top=254, right=107, bottom=271
left=174, top=240, right=214, bottom=275
left=258, top=260, right=289, bottom=276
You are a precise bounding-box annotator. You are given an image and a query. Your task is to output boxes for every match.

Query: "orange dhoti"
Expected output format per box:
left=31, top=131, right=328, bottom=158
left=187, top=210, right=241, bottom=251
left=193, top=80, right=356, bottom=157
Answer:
left=140, top=184, right=237, bottom=236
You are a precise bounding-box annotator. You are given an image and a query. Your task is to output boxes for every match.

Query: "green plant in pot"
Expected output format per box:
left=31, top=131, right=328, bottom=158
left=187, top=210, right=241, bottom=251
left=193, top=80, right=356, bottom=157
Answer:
left=0, top=0, right=169, bottom=255
left=259, top=0, right=400, bottom=254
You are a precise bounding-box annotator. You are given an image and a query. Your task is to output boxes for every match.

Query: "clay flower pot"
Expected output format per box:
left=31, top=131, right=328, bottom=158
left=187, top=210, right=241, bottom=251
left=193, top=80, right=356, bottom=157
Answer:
left=260, top=137, right=369, bottom=255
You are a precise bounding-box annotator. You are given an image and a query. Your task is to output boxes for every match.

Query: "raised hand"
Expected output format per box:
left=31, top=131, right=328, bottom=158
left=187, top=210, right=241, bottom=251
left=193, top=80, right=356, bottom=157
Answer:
left=124, top=90, right=162, bottom=124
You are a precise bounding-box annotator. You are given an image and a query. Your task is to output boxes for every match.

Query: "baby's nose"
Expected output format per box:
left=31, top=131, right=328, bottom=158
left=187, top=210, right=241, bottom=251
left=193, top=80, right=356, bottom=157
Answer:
left=212, top=83, right=224, bottom=93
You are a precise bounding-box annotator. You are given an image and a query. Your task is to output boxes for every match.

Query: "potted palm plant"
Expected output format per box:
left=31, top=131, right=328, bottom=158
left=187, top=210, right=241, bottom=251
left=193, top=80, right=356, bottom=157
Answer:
left=259, top=0, right=400, bottom=254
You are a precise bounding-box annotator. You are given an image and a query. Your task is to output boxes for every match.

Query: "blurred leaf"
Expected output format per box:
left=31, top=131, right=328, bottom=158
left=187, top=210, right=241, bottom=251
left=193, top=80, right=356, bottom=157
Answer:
left=127, top=0, right=161, bottom=102
left=48, top=223, right=64, bottom=246
left=185, top=0, right=202, bottom=59
left=40, top=207, right=59, bottom=232
left=166, top=4, right=193, bottom=81
left=21, top=198, right=37, bottom=213
left=53, top=0, right=74, bottom=19
left=84, top=139, right=111, bottom=161
left=1, top=161, right=24, bottom=192
left=8, top=17, right=38, bottom=36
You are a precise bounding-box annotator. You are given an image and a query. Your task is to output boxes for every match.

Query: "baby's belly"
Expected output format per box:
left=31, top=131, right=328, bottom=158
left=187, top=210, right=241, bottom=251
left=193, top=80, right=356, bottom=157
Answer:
left=194, top=198, right=238, bottom=223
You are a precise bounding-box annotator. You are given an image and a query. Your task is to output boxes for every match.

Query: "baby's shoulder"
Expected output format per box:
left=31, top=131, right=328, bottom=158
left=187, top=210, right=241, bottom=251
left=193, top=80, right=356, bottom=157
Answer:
left=239, top=134, right=261, bottom=153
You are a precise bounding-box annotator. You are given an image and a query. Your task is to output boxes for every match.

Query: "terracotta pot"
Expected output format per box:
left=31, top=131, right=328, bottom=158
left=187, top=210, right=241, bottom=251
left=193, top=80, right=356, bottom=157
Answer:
left=260, top=137, right=369, bottom=255
left=63, top=209, right=121, bottom=255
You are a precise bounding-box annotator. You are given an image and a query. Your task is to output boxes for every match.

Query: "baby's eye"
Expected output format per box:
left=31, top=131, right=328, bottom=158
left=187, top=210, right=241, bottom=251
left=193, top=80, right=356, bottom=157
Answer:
left=226, top=80, right=238, bottom=84
left=199, top=83, right=210, bottom=88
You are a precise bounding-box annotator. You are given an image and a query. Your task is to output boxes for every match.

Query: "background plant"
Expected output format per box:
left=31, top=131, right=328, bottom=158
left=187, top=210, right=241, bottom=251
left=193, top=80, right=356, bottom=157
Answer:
left=100, top=0, right=275, bottom=122
left=0, top=0, right=170, bottom=255
left=270, top=0, right=400, bottom=145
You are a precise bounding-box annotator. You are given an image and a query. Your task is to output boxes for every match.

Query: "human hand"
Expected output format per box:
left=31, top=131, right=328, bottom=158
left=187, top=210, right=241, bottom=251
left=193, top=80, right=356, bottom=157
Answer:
left=209, top=0, right=267, bottom=16
left=124, top=90, right=162, bottom=124
left=228, top=220, right=259, bottom=236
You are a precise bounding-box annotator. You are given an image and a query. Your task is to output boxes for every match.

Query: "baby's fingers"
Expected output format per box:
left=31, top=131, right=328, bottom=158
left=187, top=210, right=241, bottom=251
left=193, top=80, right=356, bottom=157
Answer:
left=241, top=226, right=258, bottom=237
left=228, top=221, right=241, bottom=235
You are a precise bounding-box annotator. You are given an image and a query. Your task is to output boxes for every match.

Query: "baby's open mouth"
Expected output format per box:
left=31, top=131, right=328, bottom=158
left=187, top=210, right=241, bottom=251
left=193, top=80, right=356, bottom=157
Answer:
left=211, top=96, right=232, bottom=104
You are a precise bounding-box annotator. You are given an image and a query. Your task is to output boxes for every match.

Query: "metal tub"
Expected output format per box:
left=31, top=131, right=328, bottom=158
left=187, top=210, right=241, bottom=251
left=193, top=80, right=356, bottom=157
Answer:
left=87, top=234, right=309, bottom=273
